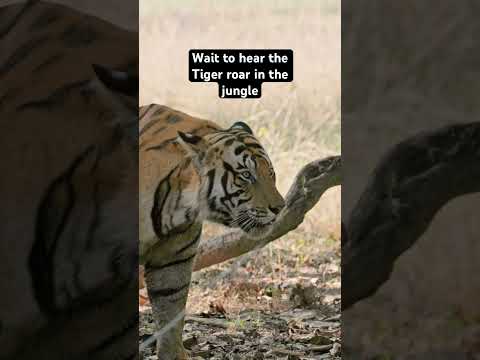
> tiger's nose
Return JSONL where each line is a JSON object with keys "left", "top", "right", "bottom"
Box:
{"left": 269, "top": 203, "right": 284, "bottom": 215}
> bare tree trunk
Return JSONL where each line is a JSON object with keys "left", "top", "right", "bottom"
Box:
{"left": 193, "top": 156, "right": 342, "bottom": 271}
{"left": 342, "top": 122, "right": 480, "bottom": 310}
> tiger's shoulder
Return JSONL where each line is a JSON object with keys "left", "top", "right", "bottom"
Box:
{"left": 139, "top": 105, "right": 221, "bottom": 257}
{"left": 139, "top": 104, "right": 219, "bottom": 172}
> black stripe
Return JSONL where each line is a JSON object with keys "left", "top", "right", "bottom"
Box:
{"left": 206, "top": 169, "right": 216, "bottom": 197}
{"left": 223, "top": 161, "right": 235, "bottom": 173}
{"left": 151, "top": 125, "right": 167, "bottom": 135}
{"left": 17, "top": 98, "right": 55, "bottom": 111}
{"left": 148, "top": 283, "right": 189, "bottom": 297}
{"left": 0, "top": 0, "right": 37, "bottom": 39}
{"left": 0, "top": 35, "right": 49, "bottom": 77}
{"left": 148, "top": 253, "right": 196, "bottom": 271}
{"left": 208, "top": 197, "right": 230, "bottom": 219}
{"left": 151, "top": 180, "right": 170, "bottom": 236}
{"left": 28, "top": 8, "right": 61, "bottom": 29}
{"left": 238, "top": 134, "right": 257, "bottom": 142}
{"left": 221, "top": 190, "right": 244, "bottom": 210}
{"left": 85, "top": 181, "right": 100, "bottom": 250}
{"left": 148, "top": 126, "right": 210, "bottom": 145}
{"left": 140, "top": 115, "right": 162, "bottom": 136}
{"left": 166, "top": 221, "right": 195, "bottom": 237}
{"left": 221, "top": 169, "right": 229, "bottom": 193}
{"left": 246, "top": 143, "right": 264, "bottom": 150}
{"left": 168, "top": 209, "right": 175, "bottom": 233}
{"left": 32, "top": 53, "right": 64, "bottom": 73}
{"left": 175, "top": 231, "right": 202, "bottom": 255}
{"left": 174, "top": 186, "right": 183, "bottom": 209}
{"left": 151, "top": 166, "right": 177, "bottom": 236}
{"left": 143, "top": 124, "right": 211, "bottom": 150}
{"left": 153, "top": 105, "right": 168, "bottom": 116}
{"left": 234, "top": 145, "right": 247, "bottom": 155}
{"left": 29, "top": 146, "right": 95, "bottom": 314}
{"left": 44, "top": 147, "right": 95, "bottom": 259}
{"left": 220, "top": 169, "right": 233, "bottom": 210}
{"left": 17, "top": 80, "right": 89, "bottom": 111}
{"left": 224, "top": 138, "right": 235, "bottom": 146}
{"left": 139, "top": 104, "right": 154, "bottom": 121}
{"left": 144, "top": 138, "right": 176, "bottom": 152}
{"left": 185, "top": 208, "right": 193, "bottom": 224}
{"left": 237, "top": 196, "right": 252, "bottom": 206}
{"left": 211, "top": 134, "right": 234, "bottom": 144}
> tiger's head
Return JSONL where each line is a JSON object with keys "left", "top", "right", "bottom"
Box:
{"left": 177, "top": 122, "right": 285, "bottom": 238}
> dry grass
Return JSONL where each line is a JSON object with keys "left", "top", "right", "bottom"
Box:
{"left": 140, "top": 0, "right": 341, "bottom": 242}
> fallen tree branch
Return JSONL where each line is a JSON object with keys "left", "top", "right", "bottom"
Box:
{"left": 184, "top": 316, "right": 229, "bottom": 329}
{"left": 342, "top": 122, "right": 480, "bottom": 310}
{"left": 193, "top": 156, "right": 342, "bottom": 271}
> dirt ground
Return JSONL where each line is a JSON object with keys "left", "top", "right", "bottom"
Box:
{"left": 140, "top": 226, "right": 341, "bottom": 360}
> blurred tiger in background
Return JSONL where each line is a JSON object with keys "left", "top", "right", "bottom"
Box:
{"left": 140, "top": 104, "right": 285, "bottom": 359}
{"left": 0, "top": 1, "right": 138, "bottom": 359}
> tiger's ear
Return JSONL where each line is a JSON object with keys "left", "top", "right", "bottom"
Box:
{"left": 92, "top": 64, "right": 138, "bottom": 148}
{"left": 92, "top": 64, "right": 138, "bottom": 96}
{"left": 230, "top": 121, "right": 253, "bottom": 134}
{"left": 177, "top": 131, "right": 209, "bottom": 165}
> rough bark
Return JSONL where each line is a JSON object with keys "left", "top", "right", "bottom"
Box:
{"left": 193, "top": 156, "right": 342, "bottom": 271}
{"left": 342, "top": 122, "right": 480, "bottom": 310}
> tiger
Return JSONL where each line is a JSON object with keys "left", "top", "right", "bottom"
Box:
{"left": 0, "top": 1, "right": 138, "bottom": 359}
{"left": 139, "top": 104, "right": 285, "bottom": 359}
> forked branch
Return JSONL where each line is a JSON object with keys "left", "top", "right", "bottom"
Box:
{"left": 193, "top": 156, "right": 342, "bottom": 271}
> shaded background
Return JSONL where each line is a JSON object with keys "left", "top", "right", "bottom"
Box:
{"left": 343, "top": 0, "right": 480, "bottom": 357}
{"left": 1, "top": 1, "right": 138, "bottom": 358}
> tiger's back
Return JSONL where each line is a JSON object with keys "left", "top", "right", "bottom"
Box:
{"left": 139, "top": 104, "right": 220, "bottom": 173}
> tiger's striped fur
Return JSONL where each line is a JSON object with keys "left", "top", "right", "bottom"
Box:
{"left": 140, "top": 104, "right": 285, "bottom": 359}
{"left": 0, "top": 2, "right": 137, "bottom": 359}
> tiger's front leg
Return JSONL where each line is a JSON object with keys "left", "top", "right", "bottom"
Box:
{"left": 144, "top": 227, "right": 202, "bottom": 360}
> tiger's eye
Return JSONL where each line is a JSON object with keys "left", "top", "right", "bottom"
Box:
{"left": 241, "top": 171, "right": 256, "bottom": 183}
{"left": 242, "top": 171, "right": 252, "bottom": 179}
